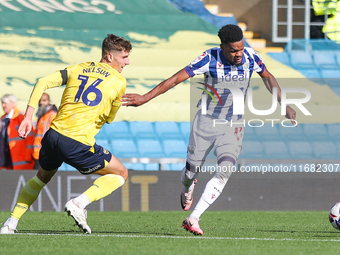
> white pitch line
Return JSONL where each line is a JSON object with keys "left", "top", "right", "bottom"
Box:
{"left": 13, "top": 233, "right": 340, "bottom": 242}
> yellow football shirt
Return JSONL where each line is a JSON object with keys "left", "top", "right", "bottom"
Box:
{"left": 28, "top": 62, "right": 126, "bottom": 146}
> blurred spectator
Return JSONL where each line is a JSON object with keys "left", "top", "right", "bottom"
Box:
{"left": 311, "top": 0, "right": 340, "bottom": 41}
{"left": 32, "top": 93, "right": 58, "bottom": 169}
{"left": 0, "top": 94, "right": 34, "bottom": 170}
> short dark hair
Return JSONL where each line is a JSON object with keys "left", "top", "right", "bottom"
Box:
{"left": 218, "top": 24, "right": 243, "bottom": 45}
{"left": 102, "top": 34, "right": 132, "bottom": 56}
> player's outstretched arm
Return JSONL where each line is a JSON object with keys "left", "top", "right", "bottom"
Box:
{"left": 121, "top": 68, "right": 190, "bottom": 107}
{"left": 18, "top": 106, "right": 35, "bottom": 139}
{"left": 259, "top": 67, "right": 297, "bottom": 125}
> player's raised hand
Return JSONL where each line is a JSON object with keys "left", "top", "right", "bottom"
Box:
{"left": 121, "top": 93, "right": 147, "bottom": 107}
{"left": 286, "top": 105, "right": 297, "bottom": 126}
{"left": 18, "top": 118, "right": 33, "bottom": 139}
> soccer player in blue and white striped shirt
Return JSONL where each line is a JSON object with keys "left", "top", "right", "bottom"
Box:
{"left": 122, "top": 24, "right": 296, "bottom": 235}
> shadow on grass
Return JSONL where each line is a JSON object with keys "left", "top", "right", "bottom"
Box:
{"left": 17, "top": 229, "right": 178, "bottom": 236}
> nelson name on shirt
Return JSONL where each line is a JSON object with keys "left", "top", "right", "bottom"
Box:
{"left": 83, "top": 64, "right": 111, "bottom": 78}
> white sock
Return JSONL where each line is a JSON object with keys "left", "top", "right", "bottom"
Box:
{"left": 73, "top": 193, "right": 90, "bottom": 209}
{"left": 190, "top": 176, "right": 226, "bottom": 219}
{"left": 181, "top": 166, "right": 198, "bottom": 192}
{"left": 3, "top": 217, "right": 18, "bottom": 229}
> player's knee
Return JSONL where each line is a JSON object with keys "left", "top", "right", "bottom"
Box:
{"left": 214, "top": 160, "right": 234, "bottom": 184}
{"left": 121, "top": 166, "right": 128, "bottom": 181}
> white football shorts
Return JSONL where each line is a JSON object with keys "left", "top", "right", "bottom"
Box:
{"left": 186, "top": 110, "right": 244, "bottom": 167}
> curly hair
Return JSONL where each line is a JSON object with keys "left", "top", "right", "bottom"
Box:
{"left": 218, "top": 24, "right": 243, "bottom": 44}
{"left": 102, "top": 34, "right": 132, "bottom": 57}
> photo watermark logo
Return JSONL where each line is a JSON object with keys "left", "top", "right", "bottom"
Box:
{"left": 197, "top": 82, "right": 312, "bottom": 127}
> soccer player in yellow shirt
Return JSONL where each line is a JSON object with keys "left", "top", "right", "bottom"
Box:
{"left": 0, "top": 34, "right": 131, "bottom": 234}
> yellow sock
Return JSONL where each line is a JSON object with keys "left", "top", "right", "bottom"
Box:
{"left": 11, "top": 176, "right": 46, "bottom": 220}
{"left": 83, "top": 174, "right": 125, "bottom": 203}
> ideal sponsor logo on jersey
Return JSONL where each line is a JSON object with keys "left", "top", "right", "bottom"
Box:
{"left": 221, "top": 73, "right": 249, "bottom": 82}
{"left": 83, "top": 67, "right": 111, "bottom": 77}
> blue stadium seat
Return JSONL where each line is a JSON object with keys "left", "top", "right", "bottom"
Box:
{"left": 130, "top": 121, "right": 157, "bottom": 139}
{"left": 337, "top": 142, "right": 340, "bottom": 157}
{"left": 144, "top": 163, "right": 160, "bottom": 171}
{"left": 94, "top": 128, "right": 107, "bottom": 140}
{"left": 327, "top": 123, "right": 340, "bottom": 140}
{"left": 320, "top": 69, "right": 340, "bottom": 78}
{"left": 104, "top": 121, "right": 131, "bottom": 140}
{"left": 334, "top": 52, "right": 340, "bottom": 69}
{"left": 289, "top": 51, "right": 316, "bottom": 69}
{"left": 123, "top": 163, "right": 145, "bottom": 171}
{"left": 240, "top": 140, "right": 265, "bottom": 159}
{"left": 59, "top": 162, "right": 69, "bottom": 171}
{"left": 111, "top": 138, "right": 138, "bottom": 158}
{"left": 312, "top": 141, "right": 338, "bottom": 159}
{"left": 179, "top": 122, "right": 191, "bottom": 142}
{"left": 278, "top": 124, "right": 306, "bottom": 141}
{"left": 330, "top": 87, "right": 340, "bottom": 96}
{"left": 243, "top": 125, "right": 257, "bottom": 140}
{"left": 267, "top": 52, "right": 290, "bottom": 66}
{"left": 154, "top": 121, "right": 182, "bottom": 139}
{"left": 162, "top": 139, "right": 187, "bottom": 158}
{"left": 137, "top": 138, "right": 165, "bottom": 158}
{"left": 312, "top": 51, "right": 337, "bottom": 70}
{"left": 302, "top": 124, "right": 329, "bottom": 141}
{"left": 254, "top": 124, "right": 280, "bottom": 140}
{"left": 95, "top": 139, "right": 112, "bottom": 151}
{"left": 169, "top": 163, "right": 185, "bottom": 171}
{"left": 164, "top": 164, "right": 172, "bottom": 171}
{"left": 288, "top": 141, "right": 313, "bottom": 159}
{"left": 296, "top": 68, "right": 322, "bottom": 79}
{"left": 263, "top": 141, "right": 291, "bottom": 159}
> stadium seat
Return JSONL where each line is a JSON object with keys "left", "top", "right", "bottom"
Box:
{"left": 179, "top": 122, "right": 191, "bottom": 142}
{"left": 162, "top": 139, "right": 187, "bottom": 158}
{"left": 287, "top": 141, "right": 313, "bottom": 159}
{"left": 154, "top": 121, "right": 182, "bottom": 139}
{"left": 327, "top": 123, "right": 340, "bottom": 140}
{"left": 111, "top": 138, "right": 139, "bottom": 158}
{"left": 320, "top": 70, "right": 340, "bottom": 87}
{"left": 169, "top": 163, "right": 185, "bottom": 171}
{"left": 254, "top": 124, "right": 280, "bottom": 141}
{"left": 289, "top": 51, "right": 316, "bottom": 69}
{"left": 104, "top": 121, "right": 131, "bottom": 140}
{"left": 130, "top": 121, "right": 158, "bottom": 139}
{"left": 144, "top": 163, "right": 160, "bottom": 171}
{"left": 302, "top": 123, "right": 329, "bottom": 141}
{"left": 243, "top": 125, "right": 257, "bottom": 140}
{"left": 334, "top": 52, "right": 340, "bottom": 69}
{"left": 95, "top": 139, "right": 112, "bottom": 151}
{"left": 296, "top": 68, "right": 322, "bottom": 79}
{"left": 330, "top": 87, "right": 340, "bottom": 96}
{"left": 312, "top": 141, "right": 338, "bottom": 159}
{"left": 263, "top": 141, "right": 291, "bottom": 159}
{"left": 240, "top": 140, "right": 265, "bottom": 159}
{"left": 312, "top": 51, "right": 337, "bottom": 70}
{"left": 267, "top": 52, "right": 291, "bottom": 66}
{"left": 278, "top": 124, "right": 306, "bottom": 141}
{"left": 337, "top": 142, "right": 340, "bottom": 158}
{"left": 95, "top": 128, "right": 107, "bottom": 140}
{"left": 59, "top": 162, "right": 69, "bottom": 171}
{"left": 123, "top": 163, "right": 145, "bottom": 171}
{"left": 137, "top": 138, "right": 165, "bottom": 158}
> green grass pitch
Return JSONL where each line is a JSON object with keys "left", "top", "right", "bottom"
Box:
{"left": 1, "top": 211, "right": 340, "bottom": 255}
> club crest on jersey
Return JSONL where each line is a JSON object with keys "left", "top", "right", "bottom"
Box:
{"left": 198, "top": 53, "right": 206, "bottom": 60}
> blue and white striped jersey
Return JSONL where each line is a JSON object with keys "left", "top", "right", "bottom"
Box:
{"left": 184, "top": 47, "right": 265, "bottom": 120}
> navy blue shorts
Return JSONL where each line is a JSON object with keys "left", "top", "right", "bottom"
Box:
{"left": 39, "top": 128, "right": 112, "bottom": 175}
